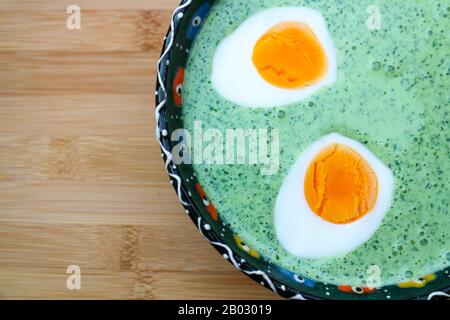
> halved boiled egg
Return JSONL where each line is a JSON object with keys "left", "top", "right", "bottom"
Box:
{"left": 211, "top": 7, "right": 337, "bottom": 108}
{"left": 274, "top": 133, "right": 394, "bottom": 259}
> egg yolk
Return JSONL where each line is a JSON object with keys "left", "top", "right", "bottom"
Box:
{"left": 304, "top": 143, "right": 379, "bottom": 224}
{"left": 252, "top": 21, "right": 328, "bottom": 89}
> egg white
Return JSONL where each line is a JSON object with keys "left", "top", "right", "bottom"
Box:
{"left": 274, "top": 133, "right": 394, "bottom": 259}
{"left": 211, "top": 7, "right": 337, "bottom": 108}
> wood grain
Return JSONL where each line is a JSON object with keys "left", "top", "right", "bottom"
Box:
{"left": 0, "top": 0, "right": 279, "bottom": 299}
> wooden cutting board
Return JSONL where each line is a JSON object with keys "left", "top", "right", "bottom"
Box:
{"left": 0, "top": 0, "right": 279, "bottom": 300}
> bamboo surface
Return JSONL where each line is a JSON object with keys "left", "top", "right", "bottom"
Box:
{"left": 0, "top": 0, "right": 279, "bottom": 300}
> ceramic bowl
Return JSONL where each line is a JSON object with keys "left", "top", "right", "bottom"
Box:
{"left": 155, "top": 0, "right": 450, "bottom": 300}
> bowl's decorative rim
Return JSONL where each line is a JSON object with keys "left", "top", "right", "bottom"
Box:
{"left": 154, "top": 0, "right": 450, "bottom": 300}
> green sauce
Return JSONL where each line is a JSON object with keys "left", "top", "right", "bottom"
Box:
{"left": 182, "top": 0, "right": 450, "bottom": 286}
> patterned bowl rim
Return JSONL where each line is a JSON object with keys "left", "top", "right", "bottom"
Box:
{"left": 154, "top": 0, "right": 450, "bottom": 300}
